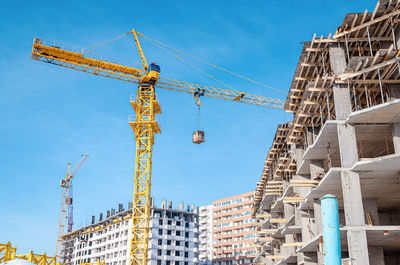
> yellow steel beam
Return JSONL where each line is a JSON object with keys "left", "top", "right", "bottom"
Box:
{"left": 131, "top": 30, "right": 148, "bottom": 72}
{"left": 31, "top": 38, "right": 284, "bottom": 110}
{"left": 0, "top": 242, "right": 17, "bottom": 263}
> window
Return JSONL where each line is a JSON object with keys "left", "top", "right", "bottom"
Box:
{"left": 159, "top": 220, "right": 163, "bottom": 225}
{"left": 158, "top": 239, "right": 162, "bottom": 245}
{"left": 184, "top": 242, "right": 189, "bottom": 248}
{"left": 157, "top": 261, "right": 161, "bottom": 265}
{"left": 175, "top": 251, "right": 180, "bottom": 257}
{"left": 89, "top": 242, "right": 92, "bottom": 246}
{"left": 176, "top": 221, "right": 181, "bottom": 226}
{"left": 185, "top": 232, "right": 189, "bottom": 238}
{"left": 167, "top": 240, "right": 171, "bottom": 245}
{"left": 158, "top": 250, "right": 162, "bottom": 256}
{"left": 176, "top": 231, "right": 181, "bottom": 236}
{"left": 168, "top": 220, "right": 172, "bottom": 225}
{"left": 185, "top": 223, "right": 189, "bottom": 228}
{"left": 184, "top": 263, "right": 188, "bottom": 265}
{"left": 167, "top": 250, "right": 171, "bottom": 256}
{"left": 184, "top": 252, "right": 188, "bottom": 258}
{"left": 176, "top": 241, "right": 180, "bottom": 246}
{"left": 90, "top": 233, "right": 93, "bottom": 238}
{"left": 175, "top": 262, "right": 179, "bottom": 265}
{"left": 166, "top": 261, "right": 170, "bottom": 265}
{"left": 167, "top": 230, "right": 172, "bottom": 235}
{"left": 158, "top": 229, "right": 162, "bottom": 235}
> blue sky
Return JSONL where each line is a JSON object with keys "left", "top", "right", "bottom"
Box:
{"left": 0, "top": 0, "right": 376, "bottom": 255}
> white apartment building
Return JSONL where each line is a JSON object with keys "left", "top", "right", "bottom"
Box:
{"left": 198, "top": 205, "right": 214, "bottom": 265}
{"left": 61, "top": 201, "right": 199, "bottom": 265}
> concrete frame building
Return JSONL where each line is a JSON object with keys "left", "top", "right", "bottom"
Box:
{"left": 251, "top": 1, "right": 400, "bottom": 264}
{"left": 199, "top": 205, "right": 214, "bottom": 265}
{"left": 212, "top": 192, "right": 256, "bottom": 265}
{"left": 61, "top": 201, "right": 199, "bottom": 265}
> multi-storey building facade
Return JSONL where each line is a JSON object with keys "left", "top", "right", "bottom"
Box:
{"left": 251, "top": 1, "right": 400, "bottom": 264}
{"left": 211, "top": 192, "right": 256, "bottom": 265}
{"left": 61, "top": 201, "right": 199, "bottom": 265}
{"left": 198, "top": 205, "right": 214, "bottom": 265}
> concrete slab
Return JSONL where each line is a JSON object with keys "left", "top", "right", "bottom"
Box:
{"left": 297, "top": 228, "right": 348, "bottom": 253}
{"left": 296, "top": 233, "right": 320, "bottom": 253}
{"left": 351, "top": 154, "right": 400, "bottom": 207}
{"left": 282, "top": 225, "right": 302, "bottom": 235}
{"left": 346, "top": 99, "right": 400, "bottom": 124}
{"left": 343, "top": 226, "right": 400, "bottom": 248}
{"left": 299, "top": 153, "right": 400, "bottom": 210}
{"left": 299, "top": 168, "right": 343, "bottom": 210}
{"left": 351, "top": 153, "right": 400, "bottom": 172}
{"left": 302, "top": 120, "right": 341, "bottom": 161}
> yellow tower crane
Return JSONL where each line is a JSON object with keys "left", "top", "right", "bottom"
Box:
{"left": 30, "top": 30, "right": 284, "bottom": 265}
{"left": 55, "top": 154, "right": 89, "bottom": 261}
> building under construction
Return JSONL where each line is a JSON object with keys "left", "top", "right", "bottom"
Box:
{"left": 60, "top": 201, "right": 199, "bottom": 265}
{"left": 251, "top": 1, "right": 400, "bottom": 264}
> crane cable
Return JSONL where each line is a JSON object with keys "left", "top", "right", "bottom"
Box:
{"left": 82, "top": 31, "right": 285, "bottom": 95}
{"left": 143, "top": 36, "right": 242, "bottom": 94}
{"left": 84, "top": 32, "right": 130, "bottom": 53}
{"left": 138, "top": 32, "right": 286, "bottom": 94}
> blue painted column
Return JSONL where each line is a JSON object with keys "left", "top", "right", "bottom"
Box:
{"left": 321, "top": 194, "right": 341, "bottom": 265}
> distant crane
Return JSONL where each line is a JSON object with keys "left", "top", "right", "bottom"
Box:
{"left": 55, "top": 154, "right": 89, "bottom": 261}
{"left": 31, "top": 30, "right": 284, "bottom": 265}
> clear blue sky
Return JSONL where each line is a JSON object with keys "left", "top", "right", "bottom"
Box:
{"left": 0, "top": 0, "right": 375, "bottom": 255}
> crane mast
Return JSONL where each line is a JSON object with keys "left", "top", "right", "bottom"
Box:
{"left": 129, "top": 82, "right": 160, "bottom": 265}
{"left": 55, "top": 154, "right": 89, "bottom": 262}
{"left": 31, "top": 31, "right": 283, "bottom": 265}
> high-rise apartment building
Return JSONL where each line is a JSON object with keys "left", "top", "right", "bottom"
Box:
{"left": 61, "top": 201, "right": 199, "bottom": 265}
{"left": 198, "top": 205, "right": 214, "bottom": 265}
{"left": 211, "top": 192, "right": 256, "bottom": 265}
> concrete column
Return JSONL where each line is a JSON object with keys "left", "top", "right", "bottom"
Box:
{"left": 392, "top": 123, "right": 400, "bottom": 154}
{"left": 329, "top": 44, "right": 351, "bottom": 120}
{"left": 300, "top": 209, "right": 315, "bottom": 243}
{"left": 341, "top": 170, "right": 369, "bottom": 262}
{"left": 306, "top": 128, "right": 315, "bottom": 146}
{"left": 363, "top": 199, "right": 385, "bottom": 265}
{"left": 291, "top": 144, "right": 304, "bottom": 169}
{"left": 337, "top": 124, "right": 359, "bottom": 167}
{"left": 337, "top": 124, "right": 364, "bottom": 225}
{"left": 329, "top": 44, "right": 346, "bottom": 76}
{"left": 330, "top": 42, "right": 370, "bottom": 264}
{"left": 314, "top": 197, "right": 323, "bottom": 265}
{"left": 363, "top": 198, "right": 380, "bottom": 225}
{"left": 333, "top": 83, "right": 352, "bottom": 120}
{"left": 313, "top": 200, "right": 322, "bottom": 234}
{"left": 309, "top": 160, "right": 324, "bottom": 180}
{"left": 284, "top": 202, "right": 295, "bottom": 219}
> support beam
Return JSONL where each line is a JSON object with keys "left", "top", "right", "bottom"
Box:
{"left": 333, "top": 9, "right": 400, "bottom": 39}
{"left": 338, "top": 57, "right": 399, "bottom": 80}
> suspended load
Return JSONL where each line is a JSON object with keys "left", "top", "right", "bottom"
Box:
{"left": 192, "top": 130, "right": 205, "bottom": 144}
{"left": 193, "top": 93, "right": 205, "bottom": 144}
